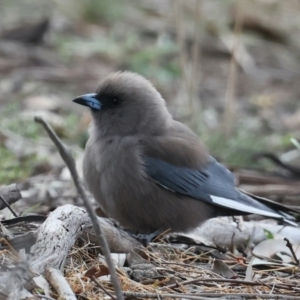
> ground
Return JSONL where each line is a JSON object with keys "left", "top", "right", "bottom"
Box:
{"left": 0, "top": 1, "right": 300, "bottom": 299}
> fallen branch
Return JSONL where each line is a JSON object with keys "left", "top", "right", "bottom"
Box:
{"left": 27, "top": 205, "right": 90, "bottom": 274}
{"left": 26, "top": 204, "right": 140, "bottom": 274}
{"left": 45, "top": 267, "right": 76, "bottom": 300}
{"left": 34, "top": 116, "right": 124, "bottom": 300}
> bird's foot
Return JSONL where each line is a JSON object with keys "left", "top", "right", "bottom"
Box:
{"left": 127, "top": 229, "right": 164, "bottom": 247}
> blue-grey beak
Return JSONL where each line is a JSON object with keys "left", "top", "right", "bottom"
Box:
{"left": 72, "top": 93, "right": 102, "bottom": 110}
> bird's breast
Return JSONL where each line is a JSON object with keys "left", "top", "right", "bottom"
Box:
{"left": 83, "top": 135, "right": 144, "bottom": 217}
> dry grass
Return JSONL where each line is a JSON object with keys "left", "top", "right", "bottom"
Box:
{"left": 61, "top": 240, "right": 300, "bottom": 299}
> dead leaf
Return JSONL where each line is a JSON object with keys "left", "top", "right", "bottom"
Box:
{"left": 253, "top": 239, "right": 300, "bottom": 259}
{"left": 84, "top": 265, "right": 109, "bottom": 279}
{"left": 251, "top": 239, "right": 300, "bottom": 267}
{"left": 212, "top": 259, "right": 237, "bottom": 279}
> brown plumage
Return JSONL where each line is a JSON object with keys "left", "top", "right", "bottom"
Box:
{"left": 73, "top": 71, "right": 298, "bottom": 234}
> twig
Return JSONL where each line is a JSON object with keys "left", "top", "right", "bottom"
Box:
{"left": 123, "top": 292, "right": 217, "bottom": 300}
{"left": 34, "top": 116, "right": 124, "bottom": 300}
{"left": 91, "top": 276, "right": 116, "bottom": 300}
{"left": 151, "top": 228, "right": 170, "bottom": 243}
{"left": 0, "top": 183, "right": 22, "bottom": 211}
{"left": 123, "top": 292, "right": 300, "bottom": 299}
{"left": 0, "top": 196, "right": 18, "bottom": 217}
{"left": 284, "top": 237, "right": 299, "bottom": 265}
{"left": 161, "top": 276, "right": 299, "bottom": 292}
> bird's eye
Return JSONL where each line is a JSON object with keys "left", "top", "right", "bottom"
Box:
{"left": 112, "top": 98, "right": 120, "bottom": 105}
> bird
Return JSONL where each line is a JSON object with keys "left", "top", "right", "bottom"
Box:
{"left": 72, "top": 71, "right": 298, "bottom": 237}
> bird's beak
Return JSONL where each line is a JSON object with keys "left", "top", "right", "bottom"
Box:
{"left": 72, "top": 93, "right": 102, "bottom": 110}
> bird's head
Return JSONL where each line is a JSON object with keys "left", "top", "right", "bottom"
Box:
{"left": 73, "top": 71, "right": 172, "bottom": 137}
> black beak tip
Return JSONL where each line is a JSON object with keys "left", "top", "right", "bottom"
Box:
{"left": 72, "top": 93, "right": 101, "bottom": 110}
{"left": 72, "top": 96, "right": 84, "bottom": 104}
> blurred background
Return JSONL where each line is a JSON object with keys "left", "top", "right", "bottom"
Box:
{"left": 1, "top": 0, "right": 300, "bottom": 187}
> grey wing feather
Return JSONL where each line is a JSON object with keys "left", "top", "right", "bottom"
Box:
{"left": 144, "top": 156, "right": 298, "bottom": 225}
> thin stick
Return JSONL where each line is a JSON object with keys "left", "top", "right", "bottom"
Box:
{"left": 284, "top": 237, "right": 299, "bottom": 265}
{"left": 34, "top": 116, "right": 124, "bottom": 300}
{"left": 0, "top": 196, "right": 18, "bottom": 217}
{"left": 123, "top": 291, "right": 299, "bottom": 300}
{"left": 0, "top": 184, "right": 22, "bottom": 210}
{"left": 91, "top": 276, "right": 117, "bottom": 300}
{"left": 161, "top": 276, "right": 299, "bottom": 292}
{"left": 123, "top": 292, "right": 216, "bottom": 300}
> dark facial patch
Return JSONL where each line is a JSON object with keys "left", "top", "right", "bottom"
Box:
{"left": 95, "top": 93, "right": 123, "bottom": 110}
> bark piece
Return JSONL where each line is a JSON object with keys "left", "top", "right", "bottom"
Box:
{"left": 27, "top": 204, "right": 141, "bottom": 274}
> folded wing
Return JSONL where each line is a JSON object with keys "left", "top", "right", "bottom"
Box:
{"left": 144, "top": 156, "right": 298, "bottom": 226}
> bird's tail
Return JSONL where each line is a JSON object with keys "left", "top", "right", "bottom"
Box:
{"left": 237, "top": 189, "right": 299, "bottom": 226}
